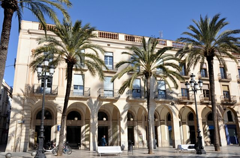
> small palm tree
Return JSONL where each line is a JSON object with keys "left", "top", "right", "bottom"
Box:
{"left": 0, "top": 0, "right": 71, "bottom": 89}
{"left": 112, "top": 37, "right": 183, "bottom": 154}
{"left": 30, "top": 19, "right": 106, "bottom": 156}
{"left": 175, "top": 14, "right": 240, "bottom": 151}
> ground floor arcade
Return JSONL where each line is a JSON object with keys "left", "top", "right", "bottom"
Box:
{"left": 5, "top": 96, "right": 240, "bottom": 152}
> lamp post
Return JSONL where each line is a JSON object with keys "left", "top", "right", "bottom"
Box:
{"left": 35, "top": 58, "right": 55, "bottom": 158}
{"left": 185, "top": 73, "right": 206, "bottom": 154}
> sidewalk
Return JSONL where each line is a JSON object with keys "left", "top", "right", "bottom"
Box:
{"left": 1, "top": 146, "right": 240, "bottom": 158}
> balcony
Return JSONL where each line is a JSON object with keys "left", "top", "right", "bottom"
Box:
{"left": 33, "top": 84, "right": 58, "bottom": 96}
{"left": 198, "top": 71, "right": 209, "bottom": 80}
{"left": 200, "top": 94, "right": 211, "bottom": 104}
{"left": 220, "top": 95, "right": 237, "bottom": 105}
{"left": 69, "top": 87, "right": 90, "bottom": 100}
{"left": 103, "top": 62, "right": 118, "bottom": 73}
{"left": 127, "top": 89, "right": 146, "bottom": 102}
{"left": 177, "top": 93, "right": 194, "bottom": 104}
{"left": 218, "top": 73, "right": 232, "bottom": 82}
{"left": 98, "top": 31, "right": 119, "bottom": 39}
{"left": 98, "top": 88, "right": 120, "bottom": 101}
{"left": 154, "top": 91, "right": 174, "bottom": 103}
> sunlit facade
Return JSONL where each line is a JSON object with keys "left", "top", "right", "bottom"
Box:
{"left": 6, "top": 20, "right": 240, "bottom": 152}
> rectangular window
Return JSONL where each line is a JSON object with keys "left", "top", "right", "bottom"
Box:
{"left": 222, "top": 85, "right": 230, "bottom": 100}
{"left": 132, "top": 79, "right": 141, "bottom": 98}
{"left": 73, "top": 74, "right": 84, "bottom": 96}
{"left": 131, "top": 56, "right": 140, "bottom": 72}
{"left": 201, "top": 68, "right": 207, "bottom": 77}
{"left": 157, "top": 80, "right": 166, "bottom": 99}
{"left": 80, "top": 49, "right": 85, "bottom": 67}
{"left": 220, "top": 67, "right": 226, "bottom": 79}
{"left": 180, "top": 65, "right": 186, "bottom": 76}
{"left": 104, "top": 76, "right": 113, "bottom": 97}
{"left": 181, "top": 88, "right": 189, "bottom": 99}
{"left": 202, "top": 84, "right": 210, "bottom": 100}
{"left": 104, "top": 52, "right": 113, "bottom": 70}
{"left": 238, "top": 69, "right": 240, "bottom": 79}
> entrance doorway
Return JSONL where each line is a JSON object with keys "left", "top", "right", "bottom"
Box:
{"left": 226, "top": 125, "right": 238, "bottom": 145}
{"left": 67, "top": 126, "right": 81, "bottom": 148}
{"left": 128, "top": 126, "right": 134, "bottom": 145}
{"left": 189, "top": 125, "right": 196, "bottom": 144}
{"left": 98, "top": 126, "right": 108, "bottom": 146}
{"left": 35, "top": 126, "right": 51, "bottom": 148}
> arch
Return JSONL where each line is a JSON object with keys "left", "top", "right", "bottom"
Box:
{"left": 98, "top": 111, "right": 108, "bottom": 121}
{"left": 67, "top": 111, "right": 81, "bottom": 120}
{"left": 36, "top": 109, "right": 53, "bottom": 120}
{"left": 127, "top": 111, "right": 134, "bottom": 121}
{"left": 188, "top": 112, "right": 194, "bottom": 121}
{"left": 167, "top": 113, "right": 171, "bottom": 121}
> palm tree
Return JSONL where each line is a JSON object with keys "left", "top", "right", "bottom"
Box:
{"left": 175, "top": 14, "right": 240, "bottom": 151}
{"left": 0, "top": 0, "right": 71, "bottom": 89}
{"left": 112, "top": 37, "right": 183, "bottom": 154}
{"left": 30, "top": 19, "right": 106, "bottom": 156}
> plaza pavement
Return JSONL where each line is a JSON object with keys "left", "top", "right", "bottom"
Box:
{"left": 1, "top": 145, "right": 240, "bottom": 158}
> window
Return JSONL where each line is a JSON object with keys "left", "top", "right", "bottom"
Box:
{"left": 181, "top": 88, "right": 189, "bottom": 99}
{"left": 132, "top": 79, "right": 141, "bottom": 98}
{"left": 238, "top": 69, "right": 240, "bottom": 79}
{"left": 104, "top": 76, "right": 113, "bottom": 97}
{"left": 180, "top": 64, "right": 186, "bottom": 76}
{"left": 156, "top": 59, "right": 163, "bottom": 74}
{"left": 227, "top": 111, "right": 233, "bottom": 122}
{"left": 203, "top": 84, "right": 210, "bottom": 100}
{"left": 73, "top": 74, "right": 84, "bottom": 96}
{"left": 80, "top": 49, "right": 85, "bottom": 67}
{"left": 104, "top": 52, "right": 113, "bottom": 70}
{"left": 201, "top": 68, "right": 207, "bottom": 77}
{"left": 220, "top": 67, "right": 226, "bottom": 79}
{"left": 131, "top": 56, "right": 140, "bottom": 72}
{"left": 222, "top": 85, "right": 230, "bottom": 100}
{"left": 157, "top": 80, "right": 166, "bottom": 99}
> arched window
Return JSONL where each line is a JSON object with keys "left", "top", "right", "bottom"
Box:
{"left": 207, "top": 112, "right": 213, "bottom": 121}
{"left": 227, "top": 111, "right": 233, "bottom": 122}
{"left": 167, "top": 113, "right": 171, "bottom": 121}
{"left": 98, "top": 112, "right": 108, "bottom": 121}
{"left": 67, "top": 111, "right": 81, "bottom": 120}
{"left": 127, "top": 112, "right": 134, "bottom": 121}
{"left": 36, "top": 110, "right": 52, "bottom": 120}
{"left": 188, "top": 112, "right": 194, "bottom": 121}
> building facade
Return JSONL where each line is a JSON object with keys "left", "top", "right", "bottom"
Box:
{"left": 0, "top": 79, "right": 12, "bottom": 145}
{"left": 6, "top": 20, "right": 240, "bottom": 152}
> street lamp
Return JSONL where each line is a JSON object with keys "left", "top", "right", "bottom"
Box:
{"left": 185, "top": 73, "right": 206, "bottom": 154}
{"left": 35, "top": 58, "right": 55, "bottom": 158}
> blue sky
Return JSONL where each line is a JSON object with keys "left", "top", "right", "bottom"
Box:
{"left": 1, "top": 0, "right": 240, "bottom": 87}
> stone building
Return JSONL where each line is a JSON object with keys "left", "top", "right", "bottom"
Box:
{"left": 0, "top": 79, "right": 12, "bottom": 145}
{"left": 6, "top": 20, "right": 240, "bottom": 152}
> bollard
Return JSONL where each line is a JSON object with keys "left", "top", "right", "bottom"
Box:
{"left": 5, "top": 153, "right": 12, "bottom": 158}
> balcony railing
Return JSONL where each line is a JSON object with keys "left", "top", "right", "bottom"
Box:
{"left": 218, "top": 73, "right": 232, "bottom": 82}
{"left": 157, "top": 39, "right": 167, "bottom": 46}
{"left": 125, "top": 35, "right": 142, "bottom": 43}
{"left": 200, "top": 94, "right": 211, "bottom": 104}
{"left": 33, "top": 84, "right": 58, "bottom": 95}
{"left": 98, "top": 88, "right": 120, "bottom": 99}
{"left": 103, "top": 62, "right": 118, "bottom": 72}
{"left": 178, "top": 93, "right": 194, "bottom": 103}
{"left": 172, "top": 42, "right": 185, "bottom": 49}
{"left": 127, "top": 89, "right": 146, "bottom": 101}
{"left": 70, "top": 87, "right": 90, "bottom": 98}
{"left": 98, "top": 31, "right": 119, "bottom": 39}
{"left": 154, "top": 91, "right": 174, "bottom": 103}
{"left": 220, "top": 95, "right": 237, "bottom": 105}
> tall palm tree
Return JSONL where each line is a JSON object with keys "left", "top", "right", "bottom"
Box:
{"left": 30, "top": 19, "right": 106, "bottom": 156}
{"left": 112, "top": 37, "right": 183, "bottom": 154}
{"left": 175, "top": 14, "right": 240, "bottom": 151}
{"left": 0, "top": 0, "right": 71, "bottom": 89}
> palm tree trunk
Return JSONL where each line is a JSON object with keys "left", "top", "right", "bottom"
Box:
{"left": 0, "top": 1, "right": 17, "bottom": 88}
{"left": 146, "top": 76, "right": 153, "bottom": 154}
{"left": 57, "top": 63, "right": 73, "bottom": 156}
{"left": 207, "top": 57, "right": 220, "bottom": 151}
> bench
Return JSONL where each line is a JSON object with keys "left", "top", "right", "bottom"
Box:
{"left": 176, "top": 144, "right": 195, "bottom": 152}
{"left": 97, "top": 146, "right": 122, "bottom": 156}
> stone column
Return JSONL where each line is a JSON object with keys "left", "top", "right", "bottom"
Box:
{"left": 160, "top": 120, "right": 168, "bottom": 147}
{"left": 218, "top": 118, "right": 227, "bottom": 146}
{"left": 181, "top": 121, "right": 188, "bottom": 144}
{"left": 172, "top": 116, "right": 181, "bottom": 148}
{"left": 120, "top": 110, "right": 128, "bottom": 150}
